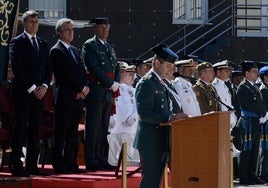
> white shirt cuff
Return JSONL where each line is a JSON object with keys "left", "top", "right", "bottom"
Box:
{"left": 27, "top": 84, "right": 37, "bottom": 93}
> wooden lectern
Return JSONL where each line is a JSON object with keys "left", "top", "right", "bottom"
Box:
{"left": 165, "top": 111, "right": 231, "bottom": 188}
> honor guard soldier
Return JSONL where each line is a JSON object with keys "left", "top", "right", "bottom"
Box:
{"left": 193, "top": 62, "right": 221, "bottom": 114}
{"left": 236, "top": 60, "right": 267, "bottom": 185}
{"left": 133, "top": 44, "right": 188, "bottom": 188}
{"left": 173, "top": 59, "right": 201, "bottom": 116}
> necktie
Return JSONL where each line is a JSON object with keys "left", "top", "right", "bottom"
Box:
{"left": 104, "top": 42, "right": 110, "bottom": 53}
{"left": 68, "top": 46, "right": 78, "bottom": 64}
{"left": 31, "top": 37, "right": 39, "bottom": 54}
{"left": 225, "top": 80, "right": 234, "bottom": 102}
{"left": 161, "top": 79, "right": 182, "bottom": 113}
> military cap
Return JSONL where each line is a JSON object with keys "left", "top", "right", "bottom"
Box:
{"left": 119, "top": 61, "right": 136, "bottom": 72}
{"left": 182, "top": 54, "right": 199, "bottom": 62}
{"left": 89, "top": 17, "right": 109, "bottom": 25}
{"left": 213, "top": 60, "right": 233, "bottom": 70}
{"left": 259, "top": 65, "right": 268, "bottom": 76}
{"left": 239, "top": 60, "right": 258, "bottom": 69}
{"left": 196, "top": 62, "right": 213, "bottom": 72}
{"left": 232, "top": 69, "right": 243, "bottom": 77}
{"left": 131, "top": 59, "right": 144, "bottom": 67}
{"left": 175, "top": 59, "right": 194, "bottom": 67}
{"left": 151, "top": 44, "right": 178, "bottom": 64}
{"left": 143, "top": 57, "right": 154, "bottom": 64}
{"left": 258, "top": 62, "right": 268, "bottom": 69}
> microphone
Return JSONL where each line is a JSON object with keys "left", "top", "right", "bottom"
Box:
{"left": 173, "top": 72, "right": 197, "bottom": 84}
{"left": 173, "top": 72, "right": 181, "bottom": 78}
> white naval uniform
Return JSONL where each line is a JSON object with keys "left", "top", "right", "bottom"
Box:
{"left": 212, "top": 77, "right": 237, "bottom": 129}
{"left": 212, "top": 78, "right": 240, "bottom": 157}
{"left": 107, "top": 83, "right": 139, "bottom": 166}
{"left": 173, "top": 77, "right": 201, "bottom": 116}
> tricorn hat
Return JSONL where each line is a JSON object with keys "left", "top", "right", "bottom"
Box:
{"left": 151, "top": 44, "right": 178, "bottom": 64}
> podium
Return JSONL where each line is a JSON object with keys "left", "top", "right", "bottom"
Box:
{"left": 166, "top": 111, "right": 231, "bottom": 188}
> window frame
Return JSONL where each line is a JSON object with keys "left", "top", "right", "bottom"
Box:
{"left": 172, "top": 0, "right": 208, "bottom": 24}
{"left": 28, "top": 0, "right": 66, "bottom": 19}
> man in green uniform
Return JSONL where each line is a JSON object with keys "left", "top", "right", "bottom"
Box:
{"left": 82, "top": 17, "right": 120, "bottom": 170}
{"left": 133, "top": 44, "right": 188, "bottom": 188}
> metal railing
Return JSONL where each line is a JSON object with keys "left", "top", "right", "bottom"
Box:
{"left": 137, "top": 0, "right": 235, "bottom": 59}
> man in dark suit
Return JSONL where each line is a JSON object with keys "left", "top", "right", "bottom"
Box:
{"left": 236, "top": 60, "right": 267, "bottom": 185}
{"left": 133, "top": 44, "right": 188, "bottom": 188}
{"left": 49, "top": 18, "right": 90, "bottom": 174}
{"left": 81, "top": 17, "right": 120, "bottom": 170}
{"left": 9, "top": 10, "right": 52, "bottom": 176}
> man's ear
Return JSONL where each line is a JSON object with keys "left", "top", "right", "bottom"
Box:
{"left": 154, "top": 58, "right": 161, "bottom": 66}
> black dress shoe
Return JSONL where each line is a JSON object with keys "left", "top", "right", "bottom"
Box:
{"left": 53, "top": 168, "right": 72, "bottom": 174}
{"left": 253, "top": 178, "right": 265, "bottom": 184}
{"left": 27, "top": 168, "right": 49, "bottom": 176}
{"left": 239, "top": 180, "right": 254, "bottom": 185}
{"left": 11, "top": 168, "right": 30, "bottom": 177}
{"left": 101, "top": 162, "right": 116, "bottom": 170}
{"left": 86, "top": 164, "right": 103, "bottom": 171}
{"left": 70, "top": 168, "right": 87, "bottom": 174}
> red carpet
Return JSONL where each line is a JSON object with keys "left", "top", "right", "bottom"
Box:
{"left": 0, "top": 165, "right": 143, "bottom": 188}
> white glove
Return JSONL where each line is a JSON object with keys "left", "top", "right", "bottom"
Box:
{"left": 110, "top": 82, "right": 119, "bottom": 92}
{"left": 109, "top": 115, "right": 116, "bottom": 129}
{"left": 265, "top": 112, "right": 268, "bottom": 119}
{"left": 259, "top": 117, "right": 267, "bottom": 124}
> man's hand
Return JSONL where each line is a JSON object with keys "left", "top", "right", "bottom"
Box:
{"left": 76, "top": 92, "right": 84, "bottom": 99}
{"left": 33, "top": 85, "right": 47, "bottom": 99}
{"left": 82, "top": 86, "right": 90, "bottom": 97}
{"left": 110, "top": 82, "right": 120, "bottom": 92}
{"left": 169, "top": 113, "right": 189, "bottom": 121}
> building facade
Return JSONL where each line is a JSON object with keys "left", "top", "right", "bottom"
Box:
{"left": 18, "top": 0, "right": 268, "bottom": 63}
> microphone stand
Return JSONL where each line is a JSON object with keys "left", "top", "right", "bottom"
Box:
{"left": 173, "top": 72, "right": 235, "bottom": 111}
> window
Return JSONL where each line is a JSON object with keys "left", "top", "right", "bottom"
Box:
{"left": 173, "top": 0, "right": 207, "bottom": 24}
{"left": 236, "top": 0, "right": 268, "bottom": 37}
{"left": 29, "top": 0, "right": 66, "bottom": 19}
